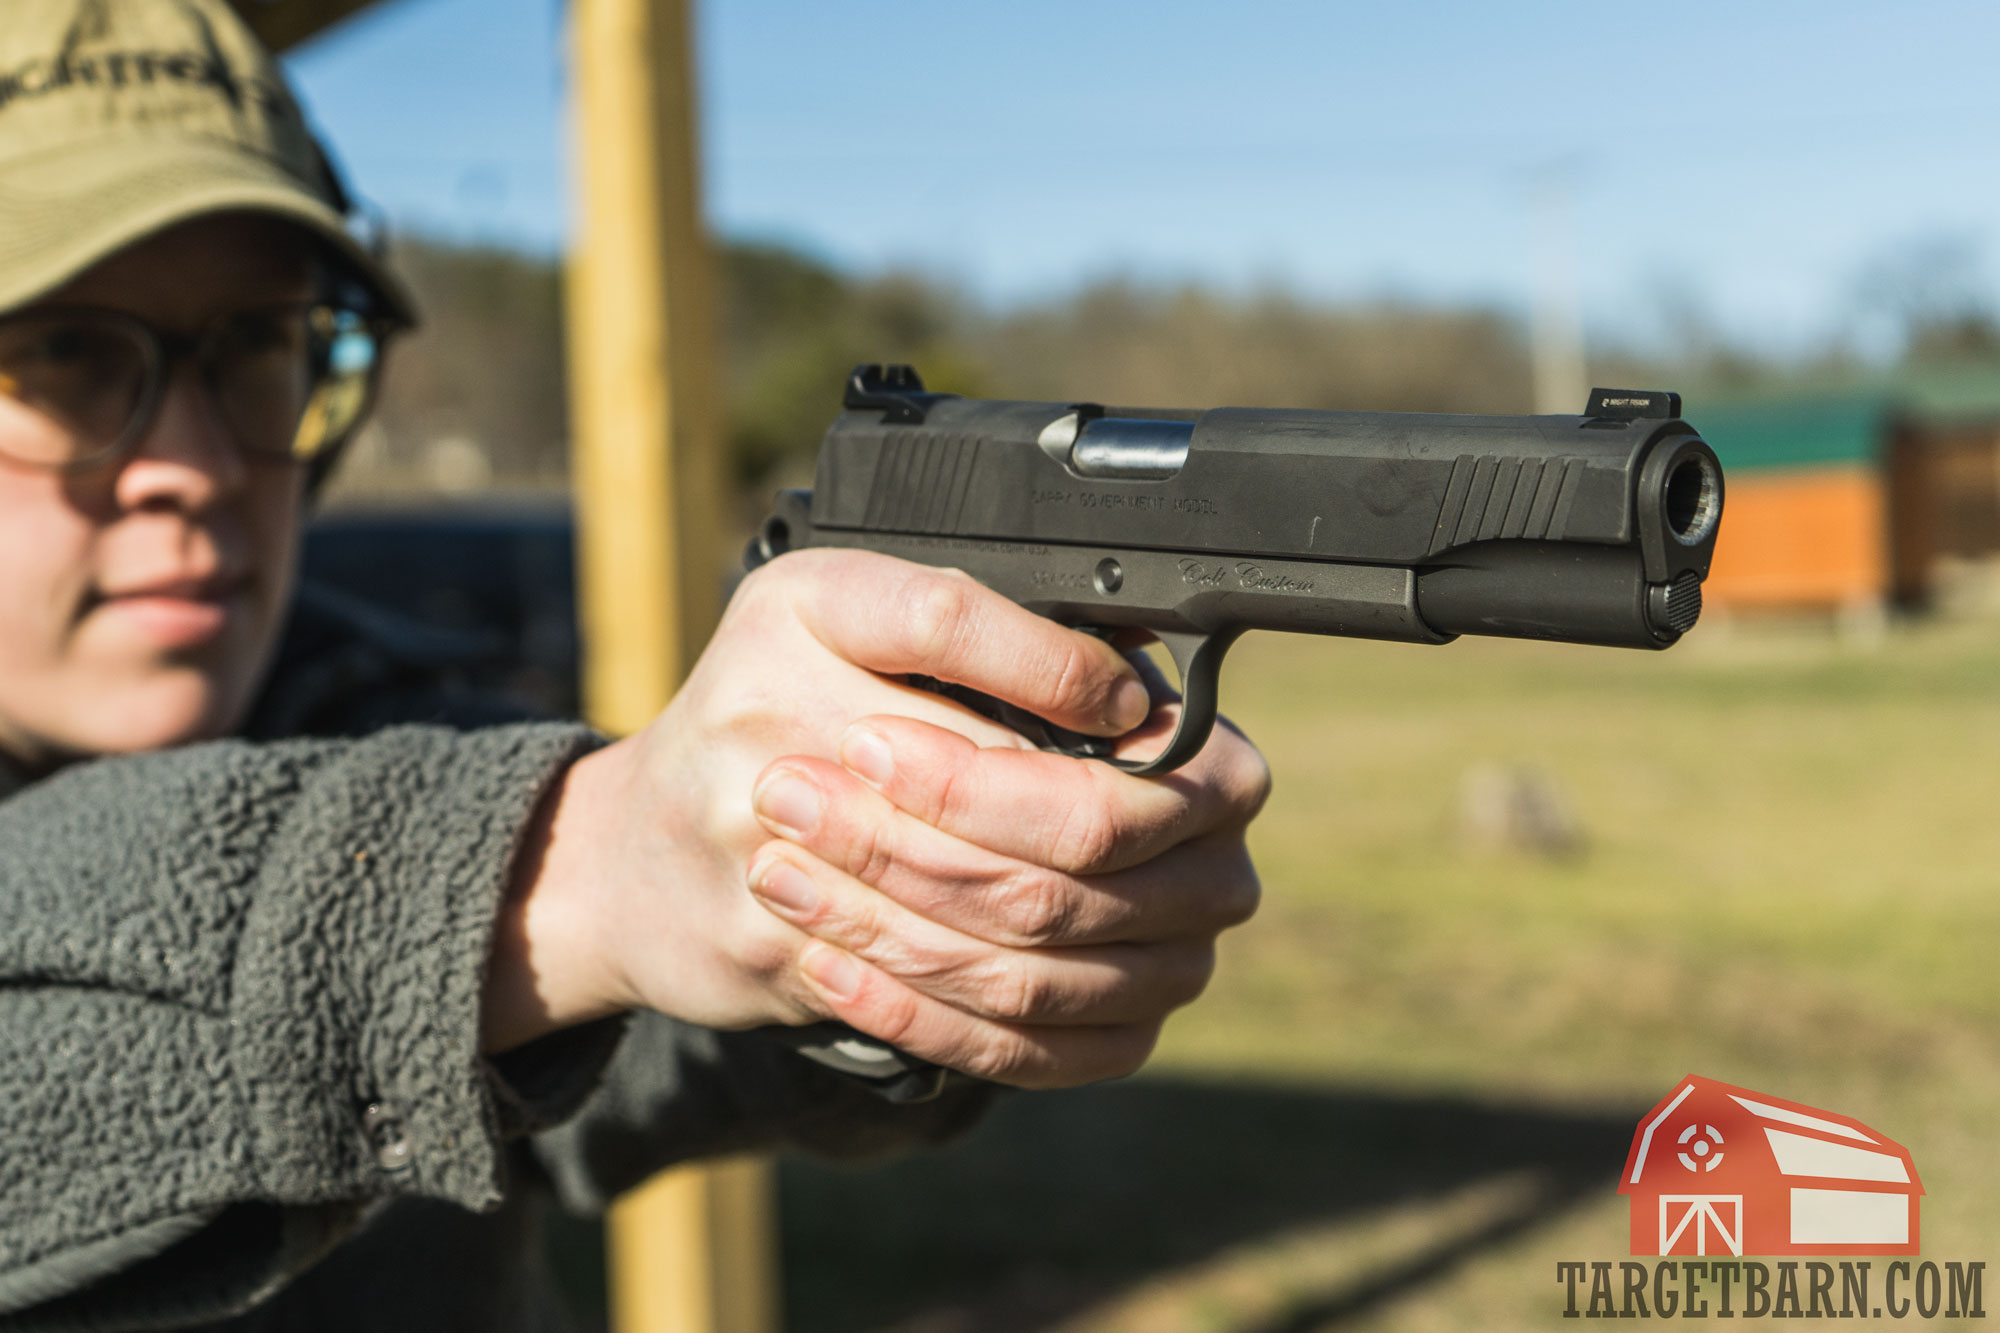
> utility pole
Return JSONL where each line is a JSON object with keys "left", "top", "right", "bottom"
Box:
{"left": 1530, "top": 169, "right": 1588, "bottom": 415}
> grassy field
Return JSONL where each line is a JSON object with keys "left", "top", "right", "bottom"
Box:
{"left": 775, "top": 615, "right": 2000, "bottom": 1331}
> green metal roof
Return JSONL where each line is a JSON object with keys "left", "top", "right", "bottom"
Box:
{"left": 1689, "top": 392, "right": 1896, "bottom": 473}
{"left": 1682, "top": 362, "right": 2000, "bottom": 473}
{"left": 1888, "top": 366, "right": 2000, "bottom": 423}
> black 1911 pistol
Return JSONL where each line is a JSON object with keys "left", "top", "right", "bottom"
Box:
{"left": 749, "top": 364, "right": 1724, "bottom": 779}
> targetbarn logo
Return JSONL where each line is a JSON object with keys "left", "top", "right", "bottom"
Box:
{"left": 1621, "top": 1074, "right": 1920, "bottom": 1256}
{"left": 1555, "top": 1076, "right": 1987, "bottom": 1319}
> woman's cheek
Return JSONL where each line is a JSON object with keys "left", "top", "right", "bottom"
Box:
{"left": 0, "top": 471, "right": 99, "bottom": 763}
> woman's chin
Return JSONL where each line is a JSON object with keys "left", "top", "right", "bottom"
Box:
{"left": 70, "top": 671, "right": 253, "bottom": 755}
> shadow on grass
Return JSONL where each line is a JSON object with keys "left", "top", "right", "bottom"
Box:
{"left": 776, "top": 1076, "right": 1640, "bottom": 1332}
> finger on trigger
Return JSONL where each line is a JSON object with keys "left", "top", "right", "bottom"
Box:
{"left": 789, "top": 552, "right": 1151, "bottom": 736}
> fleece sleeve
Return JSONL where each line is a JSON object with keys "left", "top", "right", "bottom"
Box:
{"left": 0, "top": 723, "right": 601, "bottom": 1327}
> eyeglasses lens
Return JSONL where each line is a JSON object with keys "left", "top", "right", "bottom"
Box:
{"left": 290, "top": 309, "right": 379, "bottom": 460}
{"left": 0, "top": 313, "right": 153, "bottom": 466}
{"left": 212, "top": 307, "right": 318, "bottom": 459}
{"left": 215, "top": 307, "right": 383, "bottom": 461}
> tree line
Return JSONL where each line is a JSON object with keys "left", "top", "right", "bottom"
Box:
{"left": 324, "top": 232, "right": 2000, "bottom": 504}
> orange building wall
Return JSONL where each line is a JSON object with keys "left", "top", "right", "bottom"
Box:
{"left": 1703, "top": 465, "right": 1888, "bottom": 610}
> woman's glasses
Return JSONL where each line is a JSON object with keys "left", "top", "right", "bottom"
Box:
{"left": 0, "top": 303, "right": 394, "bottom": 471}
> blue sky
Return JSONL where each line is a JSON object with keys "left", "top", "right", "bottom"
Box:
{"left": 287, "top": 0, "right": 2000, "bottom": 358}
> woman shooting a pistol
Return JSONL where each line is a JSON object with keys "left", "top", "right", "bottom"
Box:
{"left": 0, "top": 2, "right": 1268, "bottom": 1328}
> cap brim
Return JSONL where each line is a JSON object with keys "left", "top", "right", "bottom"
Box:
{"left": 0, "top": 135, "right": 417, "bottom": 325}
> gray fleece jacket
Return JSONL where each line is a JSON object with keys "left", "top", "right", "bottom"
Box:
{"left": 0, "top": 584, "right": 991, "bottom": 1332}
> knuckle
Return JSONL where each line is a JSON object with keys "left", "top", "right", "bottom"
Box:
{"left": 831, "top": 899, "right": 956, "bottom": 987}
{"left": 898, "top": 572, "right": 973, "bottom": 667}
{"left": 1198, "top": 847, "right": 1263, "bottom": 930}
{"left": 1000, "top": 866, "right": 1080, "bottom": 945}
{"left": 1049, "top": 778, "right": 1122, "bottom": 873}
{"left": 732, "top": 558, "right": 784, "bottom": 605}
{"left": 729, "top": 562, "right": 770, "bottom": 608}
{"left": 1221, "top": 861, "right": 1263, "bottom": 928}
{"left": 844, "top": 815, "right": 900, "bottom": 887}
{"left": 863, "top": 984, "right": 922, "bottom": 1051}
{"left": 829, "top": 893, "right": 893, "bottom": 961}
{"left": 739, "top": 549, "right": 823, "bottom": 613}
{"left": 989, "top": 957, "right": 1053, "bottom": 1023}
{"left": 876, "top": 933, "right": 952, "bottom": 987}
{"left": 1218, "top": 731, "right": 1274, "bottom": 818}
{"left": 1169, "top": 942, "right": 1218, "bottom": 1008}
{"left": 920, "top": 749, "right": 968, "bottom": 829}
{"left": 1042, "top": 637, "right": 1098, "bottom": 714}
{"left": 1236, "top": 749, "right": 1275, "bottom": 817}
{"left": 965, "top": 1027, "right": 1040, "bottom": 1085}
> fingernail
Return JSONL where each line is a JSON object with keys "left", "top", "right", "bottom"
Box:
{"left": 754, "top": 772, "right": 822, "bottom": 838}
{"left": 750, "top": 859, "right": 819, "bottom": 917}
{"left": 1109, "top": 675, "right": 1152, "bottom": 731}
{"left": 801, "top": 944, "right": 862, "bottom": 1001}
{"left": 840, "top": 725, "right": 894, "bottom": 787}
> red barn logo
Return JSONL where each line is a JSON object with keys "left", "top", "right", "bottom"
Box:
{"left": 1620, "top": 1076, "right": 1922, "bottom": 1257}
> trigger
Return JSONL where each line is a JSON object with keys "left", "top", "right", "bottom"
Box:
{"left": 1057, "top": 628, "right": 1242, "bottom": 777}
{"left": 1036, "top": 624, "right": 1132, "bottom": 760}
{"left": 1038, "top": 721, "right": 1116, "bottom": 759}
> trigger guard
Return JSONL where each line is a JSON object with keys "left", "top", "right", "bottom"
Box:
{"left": 1047, "top": 629, "right": 1241, "bottom": 777}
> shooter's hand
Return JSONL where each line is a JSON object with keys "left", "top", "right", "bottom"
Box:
{"left": 481, "top": 549, "right": 1268, "bottom": 1089}
{"left": 741, "top": 703, "right": 1269, "bottom": 1087}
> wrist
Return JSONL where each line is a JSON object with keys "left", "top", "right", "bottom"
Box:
{"left": 481, "top": 739, "right": 635, "bottom": 1053}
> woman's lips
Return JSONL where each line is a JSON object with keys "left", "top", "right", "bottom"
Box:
{"left": 93, "top": 577, "right": 248, "bottom": 650}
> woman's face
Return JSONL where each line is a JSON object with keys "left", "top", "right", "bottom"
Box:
{"left": 0, "top": 214, "right": 316, "bottom": 771}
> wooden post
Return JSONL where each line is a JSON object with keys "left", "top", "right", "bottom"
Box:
{"left": 565, "top": 1, "right": 778, "bottom": 1331}
{"left": 567, "top": 0, "right": 721, "bottom": 722}
{"left": 605, "top": 1157, "right": 779, "bottom": 1333}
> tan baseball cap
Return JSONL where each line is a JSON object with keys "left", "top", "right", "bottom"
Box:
{"left": 0, "top": 0, "right": 415, "bottom": 322}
